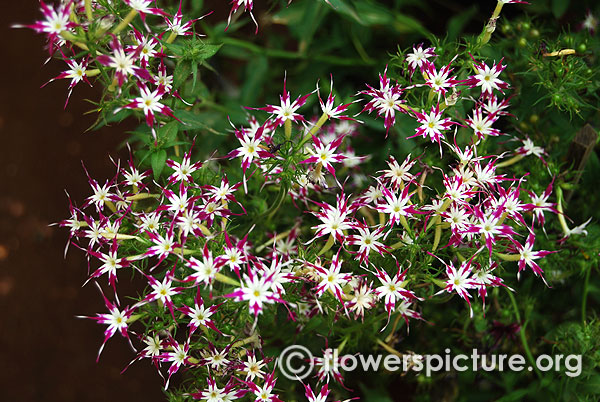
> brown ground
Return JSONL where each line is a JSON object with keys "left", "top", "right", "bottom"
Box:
{"left": 0, "top": 3, "right": 164, "bottom": 401}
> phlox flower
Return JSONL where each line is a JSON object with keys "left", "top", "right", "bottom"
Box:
{"left": 395, "top": 301, "right": 424, "bottom": 333}
{"left": 408, "top": 103, "right": 457, "bottom": 151}
{"left": 434, "top": 257, "right": 479, "bottom": 317}
{"left": 318, "top": 76, "right": 356, "bottom": 121}
{"left": 308, "top": 251, "right": 353, "bottom": 304}
{"left": 87, "top": 241, "right": 129, "bottom": 294}
{"left": 579, "top": 10, "right": 598, "bottom": 34}
{"left": 246, "top": 372, "right": 282, "bottom": 402}
{"left": 375, "top": 184, "right": 421, "bottom": 228}
{"left": 422, "top": 59, "right": 461, "bottom": 98}
{"left": 227, "top": 0, "right": 258, "bottom": 34}
{"left": 242, "top": 351, "right": 267, "bottom": 381}
{"left": 300, "top": 134, "right": 347, "bottom": 183}
{"left": 123, "top": 0, "right": 170, "bottom": 25}
{"left": 472, "top": 261, "right": 507, "bottom": 308}
{"left": 160, "top": 338, "right": 191, "bottom": 389}
{"left": 359, "top": 66, "right": 406, "bottom": 136}
{"left": 405, "top": 43, "right": 437, "bottom": 76}
{"left": 226, "top": 124, "right": 272, "bottom": 193}
{"left": 465, "top": 108, "right": 501, "bottom": 141}
{"left": 304, "top": 383, "right": 331, "bottom": 402}
{"left": 346, "top": 279, "right": 376, "bottom": 320}
{"left": 191, "top": 377, "right": 246, "bottom": 401}
{"left": 129, "top": 28, "right": 161, "bottom": 67}
{"left": 96, "top": 35, "right": 151, "bottom": 88}
{"left": 77, "top": 284, "right": 136, "bottom": 362}
{"left": 43, "top": 56, "right": 91, "bottom": 108}
{"left": 185, "top": 243, "right": 225, "bottom": 286}
{"left": 166, "top": 146, "right": 203, "bottom": 184}
{"left": 144, "top": 228, "right": 178, "bottom": 264}
{"left": 136, "top": 265, "right": 185, "bottom": 320}
{"left": 82, "top": 167, "right": 117, "bottom": 213}
{"left": 346, "top": 221, "right": 389, "bottom": 266}
{"left": 308, "top": 192, "right": 357, "bottom": 244}
{"left": 218, "top": 232, "right": 250, "bottom": 275}
{"left": 515, "top": 137, "right": 547, "bottom": 164}
{"left": 119, "top": 81, "right": 178, "bottom": 133}
{"left": 373, "top": 264, "right": 419, "bottom": 320}
{"left": 527, "top": 180, "right": 558, "bottom": 228}
{"left": 14, "top": 0, "right": 76, "bottom": 54}
{"left": 465, "top": 206, "right": 519, "bottom": 257}
{"left": 513, "top": 231, "right": 556, "bottom": 282}
{"left": 225, "top": 268, "right": 280, "bottom": 317}
{"left": 252, "top": 74, "right": 314, "bottom": 128}
{"left": 464, "top": 58, "right": 508, "bottom": 97}
{"left": 178, "top": 287, "right": 222, "bottom": 334}
{"left": 165, "top": 1, "right": 211, "bottom": 37}
{"left": 379, "top": 154, "right": 416, "bottom": 190}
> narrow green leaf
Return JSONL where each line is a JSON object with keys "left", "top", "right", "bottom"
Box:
{"left": 327, "top": 0, "right": 364, "bottom": 25}
{"left": 447, "top": 5, "right": 478, "bottom": 41}
{"left": 173, "top": 109, "right": 226, "bottom": 135}
{"left": 393, "top": 13, "right": 431, "bottom": 36}
{"left": 157, "top": 121, "right": 179, "bottom": 146}
{"left": 197, "top": 43, "right": 223, "bottom": 60}
{"left": 353, "top": 1, "right": 394, "bottom": 26}
{"left": 551, "top": 0, "right": 569, "bottom": 18}
{"left": 163, "top": 41, "right": 185, "bottom": 57}
{"left": 173, "top": 60, "right": 192, "bottom": 90}
{"left": 151, "top": 149, "right": 167, "bottom": 180}
{"left": 241, "top": 56, "right": 268, "bottom": 105}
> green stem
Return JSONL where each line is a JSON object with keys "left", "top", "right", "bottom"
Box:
{"left": 166, "top": 31, "right": 178, "bottom": 44}
{"left": 399, "top": 215, "right": 412, "bottom": 236}
{"left": 266, "top": 185, "right": 288, "bottom": 220}
{"left": 112, "top": 9, "right": 137, "bottom": 34}
{"left": 432, "top": 218, "right": 442, "bottom": 251}
{"left": 555, "top": 186, "right": 571, "bottom": 237}
{"left": 496, "top": 252, "right": 521, "bottom": 262}
{"left": 317, "top": 234, "right": 335, "bottom": 256}
{"left": 496, "top": 154, "right": 524, "bottom": 168}
{"left": 305, "top": 113, "right": 329, "bottom": 140}
{"left": 215, "top": 273, "right": 241, "bottom": 287}
{"left": 582, "top": 266, "right": 592, "bottom": 324}
{"left": 284, "top": 119, "right": 292, "bottom": 140}
{"left": 506, "top": 288, "right": 541, "bottom": 379}
{"left": 232, "top": 333, "right": 260, "bottom": 348}
{"left": 84, "top": 0, "right": 93, "bottom": 21}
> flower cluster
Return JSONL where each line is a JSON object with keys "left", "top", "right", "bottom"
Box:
{"left": 56, "top": 44, "right": 591, "bottom": 397}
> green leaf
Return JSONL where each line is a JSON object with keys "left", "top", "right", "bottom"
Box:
{"left": 151, "top": 149, "right": 167, "bottom": 180}
{"left": 173, "top": 109, "right": 226, "bottom": 135}
{"left": 551, "top": 0, "right": 569, "bottom": 18}
{"left": 290, "top": 0, "right": 324, "bottom": 45}
{"left": 197, "top": 43, "right": 223, "bottom": 60}
{"left": 173, "top": 60, "right": 192, "bottom": 90}
{"left": 447, "top": 5, "right": 478, "bottom": 41}
{"left": 393, "top": 13, "right": 431, "bottom": 36}
{"left": 163, "top": 41, "right": 185, "bottom": 57}
{"left": 353, "top": 1, "right": 394, "bottom": 26}
{"left": 326, "top": 0, "right": 364, "bottom": 25}
{"left": 241, "top": 56, "right": 268, "bottom": 105}
{"left": 94, "top": 108, "right": 132, "bottom": 129}
{"left": 157, "top": 121, "right": 179, "bottom": 146}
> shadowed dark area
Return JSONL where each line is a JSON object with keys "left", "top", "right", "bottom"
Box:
{"left": 0, "top": 3, "right": 164, "bottom": 401}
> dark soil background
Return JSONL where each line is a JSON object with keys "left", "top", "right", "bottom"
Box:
{"left": 0, "top": 3, "right": 164, "bottom": 401}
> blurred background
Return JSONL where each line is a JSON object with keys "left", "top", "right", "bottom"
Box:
{"left": 0, "top": 3, "right": 164, "bottom": 401}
